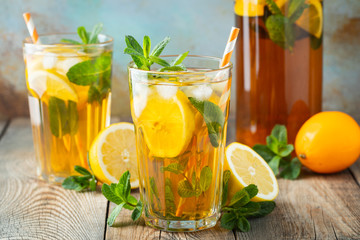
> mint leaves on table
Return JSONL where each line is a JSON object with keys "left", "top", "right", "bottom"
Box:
{"left": 188, "top": 97, "right": 225, "bottom": 148}
{"left": 124, "top": 35, "right": 188, "bottom": 71}
{"left": 102, "top": 171, "right": 143, "bottom": 226}
{"left": 62, "top": 165, "right": 97, "bottom": 191}
{"left": 264, "top": 0, "right": 309, "bottom": 50}
{"left": 253, "top": 124, "right": 302, "bottom": 179}
{"left": 49, "top": 97, "right": 78, "bottom": 138}
{"left": 220, "top": 171, "right": 276, "bottom": 232}
{"left": 61, "top": 23, "right": 103, "bottom": 45}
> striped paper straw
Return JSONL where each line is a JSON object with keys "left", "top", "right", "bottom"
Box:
{"left": 220, "top": 27, "right": 240, "bottom": 68}
{"left": 218, "top": 27, "right": 240, "bottom": 110}
{"left": 23, "top": 12, "right": 40, "bottom": 44}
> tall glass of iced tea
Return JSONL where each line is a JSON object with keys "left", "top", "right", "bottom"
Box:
{"left": 235, "top": 0, "right": 323, "bottom": 145}
{"left": 23, "top": 33, "right": 113, "bottom": 183}
{"left": 129, "top": 55, "right": 232, "bottom": 231}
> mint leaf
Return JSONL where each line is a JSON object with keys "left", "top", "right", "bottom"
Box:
{"left": 61, "top": 39, "right": 81, "bottom": 45}
{"left": 149, "top": 55, "right": 170, "bottom": 67}
{"left": 222, "top": 170, "right": 231, "bottom": 207}
{"left": 236, "top": 201, "right": 261, "bottom": 215}
{"left": 150, "top": 36, "right": 170, "bottom": 57}
{"left": 107, "top": 202, "right": 126, "bottom": 226}
{"left": 74, "top": 165, "right": 92, "bottom": 176}
{"left": 165, "top": 178, "right": 176, "bottom": 215}
{"left": 188, "top": 97, "right": 225, "bottom": 147}
{"left": 244, "top": 184, "right": 258, "bottom": 199}
{"left": 280, "top": 157, "right": 301, "bottom": 179}
{"left": 229, "top": 189, "right": 250, "bottom": 208}
{"left": 221, "top": 212, "right": 237, "bottom": 230}
{"left": 253, "top": 144, "right": 276, "bottom": 162}
{"left": 117, "top": 171, "right": 131, "bottom": 200}
{"left": 237, "top": 216, "right": 250, "bottom": 232}
{"left": 269, "top": 156, "right": 281, "bottom": 175}
{"left": 125, "top": 35, "right": 143, "bottom": 55}
{"left": 265, "top": 15, "right": 295, "bottom": 50}
{"left": 102, "top": 184, "right": 123, "bottom": 205}
{"left": 171, "top": 51, "right": 189, "bottom": 66}
{"left": 266, "top": 135, "right": 279, "bottom": 154}
{"left": 68, "top": 101, "right": 78, "bottom": 135}
{"left": 200, "top": 166, "right": 212, "bottom": 192}
{"left": 271, "top": 124, "right": 287, "bottom": 144}
{"left": 159, "top": 65, "right": 186, "bottom": 72}
{"left": 124, "top": 47, "right": 146, "bottom": 58}
{"left": 62, "top": 176, "right": 86, "bottom": 191}
{"left": 265, "top": 0, "right": 282, "bottom": 15}
{"left": 131, "top": 201, "right": 143, "bottom": 221}
{"left": 67, "top": 55, "right": 111, "bottom": 86}
{"left": 89, "top": 23, "right": 103, "bottom": 44}
{"left": 160, "top": 163, "right": 184, "bottom": 174}
{"left": 247, "top": 201, "right": 276, "bottom": 218}
{"left": 143, "top": 36, "right": 151, "bottom": 58}
{"left": 177, "top": 179, "right": 198, "bottom": 198}
{"left": 49, "top": 97, "right": 68, "bottom": 138}
{"left": 278, "top": 144, "right": 294, "bottom": 157}
{"left": 77, "top": 26, "right": 89, "bottom": 44}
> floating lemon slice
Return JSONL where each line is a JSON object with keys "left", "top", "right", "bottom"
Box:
{"left": 234, "top": 0, "right": 286, "bottom": 17}
{"left": 138, "top": 90, "right": 195, "bottom": 158}
{"left": 224, "top": 142, "right": 279, "bottom": 202}
{"left": 89, "top": 123, "right": 139, "bottom": 188}
{"left": 296, "top": 0, "right": 323, "bottom": 38}
{"left": 28, "top": 70, "right": 78, "bottom": 102}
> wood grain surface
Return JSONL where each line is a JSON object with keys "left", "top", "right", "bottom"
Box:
{"left": 0, "top": 118, "right": 359, "bottom": 240}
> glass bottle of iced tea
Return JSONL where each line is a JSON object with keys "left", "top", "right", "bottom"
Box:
{"left": 235, "top": 0, "right": 323, "bottom": 146}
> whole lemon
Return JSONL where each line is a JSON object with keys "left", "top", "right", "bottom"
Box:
{"left": 295, "top": 111, "right": 360, "bottom": 174}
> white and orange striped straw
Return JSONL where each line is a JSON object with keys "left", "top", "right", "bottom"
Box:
{"left": 23, "top": 12, "right": 40, "bottom": 44}
{"left": 218, "top": 27, "right": 240, "bottom": 110}
{"left": 220, "top": 26, "right": 240, "bottom": 68}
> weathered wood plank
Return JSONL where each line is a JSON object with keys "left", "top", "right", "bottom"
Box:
{"left": 105, "top": 191, "right": 161, "bottom": 240}
{"left": 349, "top": 159, "right": 360, "bottom": 185}
{"left": 234, "top": 169, "right": 360, "bottom": 239}
{"left": 0, "top": 118, "right": 108, "bottom": 240}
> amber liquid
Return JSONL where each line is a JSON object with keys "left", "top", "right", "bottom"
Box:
{"left": 235, "top": 15, "right": 322, "bottom": 146}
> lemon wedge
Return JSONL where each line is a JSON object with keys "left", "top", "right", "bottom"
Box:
{"left": 224, "top": 142, "right": 279, "bottom": 202}
{"left": 296, "top": 0, "right": 323, "bottom": 38}
{"left": 89, "top": 123, "right": 139, "bottom": 188}
{"left": 28, "top": 70, "right": 78, "bottom": 102}
{"left": 137, "top": 90, "right": 195, "bottom": 158}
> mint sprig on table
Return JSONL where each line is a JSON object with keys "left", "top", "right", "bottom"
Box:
{"left": 221, "top": 170, "right": 276, "bottom": 232}
{"left": 265, "top": 0, "right": 309, "bottom": 50}
{"left": 253, "top": 124, "right": 302, "bottom": 179}
{"left": 101, "top": 171, "right": 143, "bottom": 226}
{"left": 124, "top": 35, "right": 188, "bottom": 71}
{"left": 62, "top": 165, "right": 97, "bottom": 191}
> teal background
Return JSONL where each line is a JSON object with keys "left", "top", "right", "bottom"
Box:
{"left": 0, "top": 0, "right": 359, "bottom": 121}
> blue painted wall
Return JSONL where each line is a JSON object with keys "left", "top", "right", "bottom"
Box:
{"left": 0, "top": 0, "right": 359, "bottom": 121}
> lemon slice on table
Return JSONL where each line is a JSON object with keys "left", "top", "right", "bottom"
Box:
{"left": 296, "top": 0, "right": 323, "bottom": 38}
{"left": 28, "top": 70, "right": 78, "bottom": 102}
{"left": 138, "top": 90, "right": 195, "bottom": 158}
{"left": 224, "top": 142, "right": 279, "bottom": 202}
{"left": 89, "top": 123, "right": 139, "bottom": 188}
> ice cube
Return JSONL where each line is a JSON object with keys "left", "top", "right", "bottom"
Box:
{"left": 28, "top": 96, "right": 41, "bottom": 126}
{"left": 42, "top": 53, "right": 57, "bottom": 69}
{"left": 155, "top": 85, "right": 178, "bottom": 99}
{"left": 56, "top": 58, "right": 83, "bottom": 74}
{"left": 187, "top": 85, "right": 213, "bottom": 101}
{"left": 133, "top": 95, "right": 147, "bottom": 118}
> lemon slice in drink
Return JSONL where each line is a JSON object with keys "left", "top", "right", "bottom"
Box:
{"left": 296, "top": 0, "right": 323, "bottom": 38}
{"left": 28, "top": 70, "right": 78, "bottom": 102}
{"left": 138, "top": 90, "right": 195, "bottom": 158}
{"left": 89, "top": 123, "right": 139, "bottom": 188}
{"left": 224, "top": 142, "right": 279, "bottom": 202}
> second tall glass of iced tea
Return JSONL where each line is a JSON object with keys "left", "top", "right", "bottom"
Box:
{"left": 129, "top": 55, "right": 232, "bottom": 231}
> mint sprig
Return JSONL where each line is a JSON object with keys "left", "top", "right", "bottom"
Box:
{"left": 188, "top": 97, "right": 225, "bottom": 148}
{"left": 102, "top": 171, "right": 143, "bottom": 226}
{"left": 264, "top": 0, "right": 309, "bottom": 50}
{"left": 220, "top": 171, "right": 276, "bottom": 232}
{"left": 124, "top": 35, "right": 188, "bottom": 71}
{"left": 253, "top": 124, "right": 302, "bottom": 179}
{"left": 49, "top": 97, "right": 78, "bottom": 138}
{"left": 61, "top": 23, "right": 103, "bottom": 45}
{"left": 62, "top": 165, "right": 97, "bottom": 191}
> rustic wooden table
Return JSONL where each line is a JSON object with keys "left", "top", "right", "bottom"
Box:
{"left": 0, "top": 118, "right": 359, "bottom": 239}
